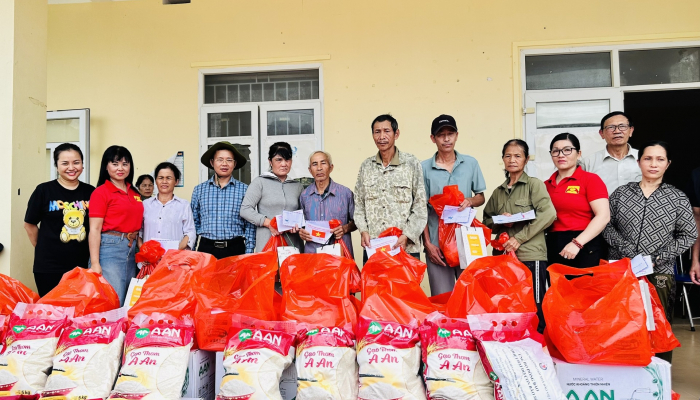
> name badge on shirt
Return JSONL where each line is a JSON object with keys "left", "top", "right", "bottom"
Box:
{"left": 565, "top": 186, "right": 580, "bottom": 194}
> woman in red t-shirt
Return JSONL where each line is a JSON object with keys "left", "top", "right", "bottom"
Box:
{"left": 88, "top": 145, "right": 144, "bottom": 306}
{"left": 545, "top": 133, "right": 610, "bottom": 268}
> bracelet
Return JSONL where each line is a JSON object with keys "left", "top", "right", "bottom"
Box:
{"left": 571, "top": 239, "right": 583, "bottom": 249}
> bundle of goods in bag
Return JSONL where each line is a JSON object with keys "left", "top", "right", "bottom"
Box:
{"left": 280, "top": 253, "right": 358, "bottom": 328}
{"left": 0, "top": 274, "right": 40, "bottom": 316}
{"left": 419, "top": 312, "right": 494, "bottom": 400}
{"left": 446, "top": 254, "right": 536, "bottom": 318}
{"left": 42, "top": 308, "right": 128, "bottom": 400}
{"left": 0, "top": 303, "right": 75, "bottom": 397}
{"left": 38, "top": 267, "right": 119, "bottom": 317}
{"left": 193, "top": 252, "right": 278, "bottom": 352}
{"left": 295, "top": 324, "right": 358, "bottom": 400}
{"left": 543, "top": 259, "right": 677, "bottom": 366}
{"left": 328, "top": 219, "right": 362, "bottom": 293}
{"left": 429, "top": 185, "right": 466, "bottom": 267}
{"left": 217, "top": 314, "right": 296, "bottom": 400}
{"left": 134, "top": 240, "right": 166, "bottom": 277}
{"left": 128, "top": 250, "right": 216, "bottom": 321}
{"left": 356, "top": 317, "right": 425, "bottom": 400}
{"left": 468, "top": 313, "right": 565, "bottom": 400}
{"left": 360, "top": 246, "right": 436, "bottom": 326}
{"left": 110, "top": 312, "right": 194, "bottom": 400}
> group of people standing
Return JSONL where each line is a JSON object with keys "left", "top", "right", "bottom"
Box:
{"left": 24, "top": 111, "right": 699, "bottom": 359}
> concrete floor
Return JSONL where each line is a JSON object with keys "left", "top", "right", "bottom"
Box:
{"left": 671, "top": 322, "right": 699, "bottom": 399}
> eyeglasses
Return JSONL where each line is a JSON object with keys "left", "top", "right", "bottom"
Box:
{"left": 214, "top": 158, "right": 235, "bottom": 164}
{"left": 604, "top": 124, "right": 630, "bottom": 132}
{"left": 550, "top": 147, "right": 577, "bottom": 157}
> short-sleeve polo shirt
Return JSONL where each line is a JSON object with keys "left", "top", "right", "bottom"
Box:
{"left": 545, "top": 166, "right": 608, "bottom": 232}
{"left": 89, "top": 180, "right": 144, "bottom": 232}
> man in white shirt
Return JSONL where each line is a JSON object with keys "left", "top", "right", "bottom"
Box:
{"left": 582, "top": 111, "right": 642, "bottom": 195}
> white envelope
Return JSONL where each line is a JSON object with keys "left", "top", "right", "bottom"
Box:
{"left": 492, "top": 209, "right": 536, "bottom": 224}
{"left": 282, "top": 210, "right": 304, "bottom": 227}
{"left": 153, "top": 238, "right": 179, "bottom": 251}
{"left": 442, "top": 206, "right": 476, "bottom": 226}
{"left": 275, "top": 213, "right": 305, "bottom": 233}
{"left": 305, "top": 221, "right": 332, "bottom": 245}
{"left": 366, "top": 236, "right": 400, "bottom": 257}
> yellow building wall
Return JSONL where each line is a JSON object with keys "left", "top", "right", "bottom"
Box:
{"left": 44, "top": 0, "right": 700, "bottom": 290}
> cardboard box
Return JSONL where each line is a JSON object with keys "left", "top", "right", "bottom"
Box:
{"left": 214, "top": 351, "right": 298, "bottom": 400}
{"left": 181, "top": 350, "right": 216, "bottom": 400}
{"left": 553, "top": 357, "right": 671, "bottom": 400}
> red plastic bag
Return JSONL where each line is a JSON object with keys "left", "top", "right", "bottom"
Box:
{"left": 280, "top": 253, "right": 358, "bottom": 329}
{"left": 446, "top": 254, "right": 536, "bottom": 318}
{"left": 329, "top": 219, "right": 361, "bottom": 293}
{"left": 428, "top": 292, "right": 452, "bottom": 313}
{"left": 262, "top": 217, "right": 289, "bottom": 252}
{"left": 193, "top": 251, "right": 278, "bottom": 351}
{"left": 378, "top": 227, "right": 403, "bottom": 239}
{"left": 429, "top": 185, "right": 465, "bottom": 267}
{"left": 543, "top": 259, "right": 652, "bottom": 366}
{"left": 642, "top": 276, "right": 680, "bottom": 353}
{"left": 0, "top": 274, "right": 39, "bottom": 315}
{"left": 360, "top": 249, "right": 436, "bottom": 325}
{"left": 38, "top": 267, "right": 119, "bottom": 316}
{"left": 135, "top": 240, "right": 166, "bottom": 277}
{"left": 128, "top": 250, "right": 215, "bottom": 321}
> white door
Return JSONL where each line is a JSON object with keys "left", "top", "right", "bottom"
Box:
{"left": 46, "top": 109, "right": 90, "bottom": 183}
{"left": 524, "top": 88, "right": 624, "bottom": 180}
{"left": 199, "top": 104, "right": 259, "bottom": 184}
{"left": 259, "top": 101, "right": 322, "bottom": 180}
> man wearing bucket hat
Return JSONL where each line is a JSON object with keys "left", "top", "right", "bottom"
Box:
{"left": 191, "top": 141, "right": 256, "bottom": 258}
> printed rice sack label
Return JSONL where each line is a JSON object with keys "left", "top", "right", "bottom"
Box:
{"left": 0, "top": 303, "right": 74, "bottom": 398}
{"left": 217, "top": 321, "right": 295, "bottom": 400}
{"left": 419, "top": 313, "right": 493, "bottom": 400}
{"left": 356, "top": 317, "right": 425, "bottom": 400}
{"left": 468, "top": 313, "right": 565, "bottom": 400}
{"left": 109, "top": 313, "right": 194, "bottom": 400}
{"left": 42, "top": 308, "right": 128, "bottom": 400}
{"left": 295, "top": 326, "right": 358, "bottom": 400}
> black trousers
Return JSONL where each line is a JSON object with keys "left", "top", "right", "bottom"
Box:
{"left": 546, "top": 231, "right": 604, "bottom": 268}
{"left": 34, "top": 271, "right": 68, "bottom": 297}
{"left": 521, "top": 260, "right": 548, "bottom": 333}
{"left": 196, "top": 236, "right": 246, "bottom": 259}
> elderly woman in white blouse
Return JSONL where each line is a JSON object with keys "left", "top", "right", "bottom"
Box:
{"left": 138, "top": 162, "right": 196, "bottom": 250}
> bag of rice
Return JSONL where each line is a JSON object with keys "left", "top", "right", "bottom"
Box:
{"left": 467, "top": 313, "right": 565, "bottom": 400}
{"left": 217, "top": 315, "right": 295, "bottom": 400}
{"left": 0, "top": 303, "right": 74, "bottom": 397}
{"left": 356, "top": 317, "right": 425, "bottom": 400}
{"left": 295, "top": 325, "right": 358, "bottom": 400}
{"left": 42, "top": 307, "right": 128, "bottom": 400}
{"left": 419, "top": 312, "right": 494, "bottom": 400}
{"left": 109, "top": 313, "right": 194, "bottom": 400}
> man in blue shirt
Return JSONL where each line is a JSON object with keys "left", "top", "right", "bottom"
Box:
{"left": 422, "top": 115, "right": 487, "bottom": 295}
{"left": 191, "top": 141, "right": 256, "bottom": 258}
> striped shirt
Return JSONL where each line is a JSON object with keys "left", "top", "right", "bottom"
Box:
{"left": 300, "top": 179, "right": 355, "bottom": 256}
{"left": 191, "top": 176, "right": 256, "bottom": 253}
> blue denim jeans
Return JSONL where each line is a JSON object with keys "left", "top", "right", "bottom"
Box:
{"left": 89, "top": 233, "right": 136, "bottom": 306}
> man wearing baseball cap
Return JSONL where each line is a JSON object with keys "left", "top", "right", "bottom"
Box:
{"left": 190, "top": 141, "right": 256, "bottom": 258}
{"left": 422, "top": 115, "right": 486, "bottom": 295}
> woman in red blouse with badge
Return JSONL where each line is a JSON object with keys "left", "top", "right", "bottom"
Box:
{"left": 88, "top": 145, "right": 144, "bottom": 306}
{"left": 545, "top": 133, "right": 610, "bottom": 268}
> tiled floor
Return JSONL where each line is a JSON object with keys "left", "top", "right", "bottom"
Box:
{"left": 671, "top": 322, "right": 699, "bottom": 399}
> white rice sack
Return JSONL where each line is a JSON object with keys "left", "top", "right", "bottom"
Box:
{"left": 109, "top": 313, "right": 194, "bottom": 400}
{"left": 295, "top": 326, "right": 358, "bottom": 400}
{"left": 468, "top": 313, "right": 565, "bottom": 400}
{"left": 217, "top": 316, "right": 296, "bottom": 400}
{"left": 0, "top": 303, "right": 74, "bottom": 397}
{"left": 419, "top": 313, "right": 494, "bottom": 400}
{"left": 356, "top": 317, "right": 425, "bottom": 400}
{"left": 43, "top": 307, "right": 128, "bottom": 400}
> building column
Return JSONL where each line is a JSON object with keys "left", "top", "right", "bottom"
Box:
{"left": 0, "top": 0, "right": 48, "bottom": 289}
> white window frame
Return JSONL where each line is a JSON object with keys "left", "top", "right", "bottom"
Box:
{"left": 46, "top": 109, "right": 90, "bottom": 183}
{"left": 198, "top": 63, "right": 324, "bottom": 183}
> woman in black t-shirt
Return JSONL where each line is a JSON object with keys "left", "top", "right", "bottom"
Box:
{"left": 24, "top": 143, "right": 95, "bottom": 296}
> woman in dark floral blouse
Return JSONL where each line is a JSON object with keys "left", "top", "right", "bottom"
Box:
{"left": 604, "top": 140, "right": 697, "bottom": 363}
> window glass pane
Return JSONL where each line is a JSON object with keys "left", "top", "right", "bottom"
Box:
{"left": 620, "top": 47, "right": 700, "bottom": 86}
{"left": 536, "top": 99, "right": 609, "bottom": 128}
{"left": 47, "top": 119, "right": 80, "bottom": 142}
{"left": 204, "top": 70, "right": 319, "bottom": 104}
{"left": 207, "top": 112, "right": 252, "bottom": 137}
{"left": 267, "top": 110, "right": 314, "bottom": 136}
{"left": 526, "top": 53, "right": 612, "bottom": 90}
{"left": 207, "top": 143, "right": 251, "bottom": 184}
